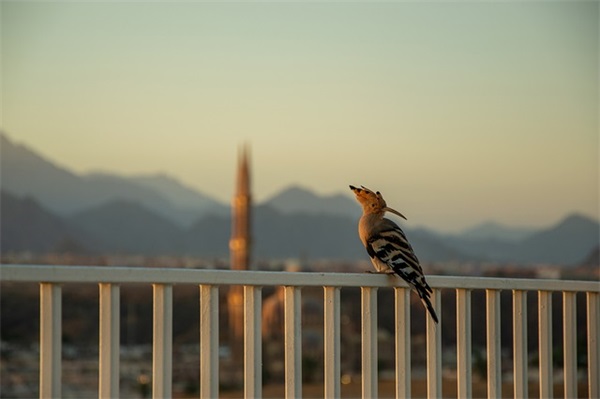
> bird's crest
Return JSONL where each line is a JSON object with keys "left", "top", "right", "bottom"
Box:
{"left": 349, "top": 185, "right": 407, "bottom": 220}
{"left": 349, "top": 185, "right": 385, "bottom": 206}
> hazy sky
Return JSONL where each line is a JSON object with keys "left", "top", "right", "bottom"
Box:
{"left": 2, "top": 1, "right": 598, "bottom": 232}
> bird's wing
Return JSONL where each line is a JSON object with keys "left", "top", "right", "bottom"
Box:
{"left": 366, "top": 219, "right": 432, "bottom": 293}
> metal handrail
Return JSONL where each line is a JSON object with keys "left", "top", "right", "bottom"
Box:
{"left": 2, "top": 264, "right": 598, "bottom": 291}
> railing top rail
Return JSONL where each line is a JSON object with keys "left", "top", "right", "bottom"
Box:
{"left": 1, "top": 264, "right": 598, "bottom": 292}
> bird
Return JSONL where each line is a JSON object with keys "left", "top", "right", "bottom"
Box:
{"left": 349, "top": 185, "right": 439, "bottom": 323}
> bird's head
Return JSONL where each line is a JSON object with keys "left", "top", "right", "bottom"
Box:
{"left": 349, "top": 185, "right": 407, "bottom": 219}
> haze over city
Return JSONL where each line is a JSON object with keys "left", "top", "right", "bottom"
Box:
{"left": 3, "top": 0, "right": 598, "bottom": 232}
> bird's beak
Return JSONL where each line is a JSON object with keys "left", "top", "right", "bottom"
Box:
{"left": 383, "top": 206, "right": 407, "bottom": 220}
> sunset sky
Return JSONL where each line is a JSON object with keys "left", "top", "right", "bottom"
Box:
{"left": 2, "top": 1, "right": 598, "bottom": 232}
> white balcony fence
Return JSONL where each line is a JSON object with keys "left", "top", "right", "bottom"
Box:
{"left": 0, "top": 264, "right": 598, "bottom": 399}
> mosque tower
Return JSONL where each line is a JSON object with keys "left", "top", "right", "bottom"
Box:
{"left": 228, "top": 145, "right": 252, "bottom": 360}
{"left": 229, "top": 145, "right": 252, "bottom": 272}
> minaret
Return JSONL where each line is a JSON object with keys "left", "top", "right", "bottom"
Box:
{"left": 228, "top": 145, "right": 252, "bottom": 366}
{"left": 229, "top": 145, "right": 252, "bottom": 271}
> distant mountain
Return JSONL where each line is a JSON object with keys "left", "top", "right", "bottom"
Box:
{"left": 79, "top": 173, "right": 183, "bottom": 219}
{"left": 442, "top": 235, "right": 517, "bottom": 262}
{"left": 0, "top": 133, "right": 227, "bottom": 226}
{"left": 185, "top": 214, "right": 232, "bottom": 257}
{"left": 4, "top": 183, "right": 596, "bottom": 264}
{"left": 578, "top": 245, "right": 599, "bottom": 268}
{"left": 70, "top": 199, "right": 184, "bottom": 255}
{"left": 458, "top": 221, "right": 536, "bottom": 242}
{"left": 0, "top": 191, "right": 93, "bottom": 254}
{"left": 129, "top": 174, "right": 229, "bottom": 219}
{"left": 249, "top": 207, "right": 473, "bottom": 261}
{"left": 512, "top": 213, "right": 600, "bottom": 265}
{"left": 265, "top": 185, "right": 360, "bottom": 219}
{"left": 86, "top": 173, "right": 228, "bottom": 226}
{"left": 0, "top": 191, "right": 467, "bottom": 261}
{"left": 406, "top": 228, "right": 480, "bottom": 263}
{"left": 252, "top": 204, "right": 361, "bottom": 259}
{"left": 441, "top": 213, "right": 600, "bottom": 265}
{"left": 1, "top": 133, "right": 89, "bottom": 214}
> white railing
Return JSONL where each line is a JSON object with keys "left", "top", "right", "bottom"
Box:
{"left": 1, "top": 264, "right": 599, "bottom": 399}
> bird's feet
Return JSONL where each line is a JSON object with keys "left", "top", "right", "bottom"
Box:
{"left": 365, "top": 269, "right": 395, "bottom": 275}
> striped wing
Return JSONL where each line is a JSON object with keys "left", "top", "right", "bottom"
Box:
{"left": 366, "top": 219, "right": 432, "bottom": 294}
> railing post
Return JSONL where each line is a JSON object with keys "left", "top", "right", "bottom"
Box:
{"left": 563, "top": 291, "right": 577, "bottom": 399}
{"left": 40, "top": 283, "right": 61, "bottom": 399}
{"left": 486, "top": 289, "right": 501, "bottom": 399}
{"left": 284, "top": 286, "right": 302, "bottom": 399}
{"left": 153, "top": 284, "right": 172, "bottom": 399}
{"left": 99, "top": 283, "right": 120, "bottom": 399}
{"left": 324, "top": 286, "right": 341, "bottom": 399}
{"left": 200, "top": 284, "right": 219, "bottom": 399}
{"left": 538, "top": 290, "right": 553, "bottom": 399}
{"left": 395, "top": 287, "right": 411, "bottom": 399}
{"left": 588, "top": 292, "right": 599, "bottom": 399}
{"left": 362, "top": 286, "right": 378, "bottom": 399}
{"left": 427, "top": 289, "right": 442, "bottom": 399}
{"left": 513, "top": 290, "right": 528, "bottom": 399}
{"left": 457, "top": 289, "right": 472, "bottom": 399}
{"left": 244, "top": 285, "right": 262, "bottom": 399}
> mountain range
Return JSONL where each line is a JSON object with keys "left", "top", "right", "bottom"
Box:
{"left": 1, "top": 132, "right": 598, "bottom": 265}
{"left": 0, "top": 134, "right": 229, "bottom": 227}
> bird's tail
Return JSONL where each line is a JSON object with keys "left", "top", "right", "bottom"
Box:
{"left": 417, "top": 288, "right": 439, "bottom": 324}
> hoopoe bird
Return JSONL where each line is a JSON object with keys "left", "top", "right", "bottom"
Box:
{"left": 349, "top": 185, "right": 439, "bottom": 323}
